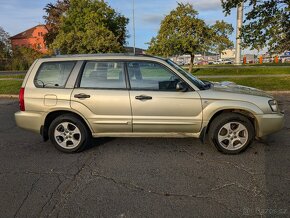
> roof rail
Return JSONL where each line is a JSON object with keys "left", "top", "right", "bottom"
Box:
{"left": 42, "top": 53, "right": 166, "bottom": 60}
{"left": 54, "top": 53, "right": 134, "bottom": 58}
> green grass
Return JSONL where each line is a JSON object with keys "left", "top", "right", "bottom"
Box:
{"left": 192, "top": 67, "right": 290, "bottom": 76}
{"left": 201, "top": 77, "right": 290, "bottom": 91}
{"left": 184, "top": 63, "right": 290, "bottom": 69}
{"left": 248, "top": 63, "right": 290, "bottom": 67}
{"left": 0, "top": 80, "right": 22, "bottom": 94}
{"left": 0, "top": 74, "right": 25, "bottom": 79}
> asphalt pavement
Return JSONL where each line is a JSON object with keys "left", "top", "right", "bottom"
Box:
{"left": 0, "top": 96, "right": 289, "bottom": 217}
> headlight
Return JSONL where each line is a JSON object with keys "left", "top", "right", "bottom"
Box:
{"left": 269, "top": 100, "right": 278, "bottom": 112}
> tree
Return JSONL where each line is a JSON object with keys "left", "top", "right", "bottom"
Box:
{"left": 50, "top": 0, "right": 129, "bottom": 54}
{"left": 0, "top": 26, "right": 11, "bottom": 70}
{"left": 0, "top": 26, "right": 11, "bottom": 60}
{"left": 147, "top": 3, "right": 233, "bottom": 72}
{"left": 211, "top": 20, "right": 234, "bottom": 56}
{"left": 221, "top": 0, "right": 290, "bottom": 53}
{"left": 10, "top": 47, "right": 43, "bottom": 70}
{"left": 43, "top": 0, "right": 70, "bottom": 46}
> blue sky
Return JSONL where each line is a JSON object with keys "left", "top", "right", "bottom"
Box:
{"left": 0, "top": 0, "right": 237, "bottom": 49}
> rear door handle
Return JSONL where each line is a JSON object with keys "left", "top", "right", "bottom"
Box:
{"left": 74, "top": 93, "right": 90, "bottom": 99}
{"left": 135, "top": 95, "right": 152, "bottom": 100}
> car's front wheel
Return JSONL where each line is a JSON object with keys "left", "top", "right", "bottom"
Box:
{"left": 48, "top": 114, "right": 91, "bottom": 153}
{"left": 208, "top": 113, "right": 254, "bottom": 154}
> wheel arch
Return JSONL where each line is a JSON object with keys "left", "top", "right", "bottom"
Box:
{"left": 206, "top": 109, "right": 257, "bottom": 135}
{"left": 42, "top": 110, "right": 93, "bottom": 141}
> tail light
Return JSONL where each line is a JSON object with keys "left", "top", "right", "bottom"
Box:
{"left": 19, "top": 87, "right": 25, "bottom": 111}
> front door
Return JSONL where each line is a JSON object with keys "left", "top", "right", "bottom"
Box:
{"left": 71, "top": 61, "right": 132, "bottom": 133}
{"left": 127, "top": 61, "right": 202, "bottom": 133}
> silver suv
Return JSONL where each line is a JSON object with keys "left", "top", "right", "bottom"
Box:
{"left": 15, "top": 54, "right": 284, "bottom": 154}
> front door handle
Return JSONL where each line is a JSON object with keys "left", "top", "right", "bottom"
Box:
{"left": 135, "top": 95, "right": 152, "bottom": 100}
{"left": 74, "top": 93, "right": 90, "bottom": 99}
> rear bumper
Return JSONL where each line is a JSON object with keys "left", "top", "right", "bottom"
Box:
{"left": 255, "top": 113, "right": 284, "bottom": 137}
{"left": 15, "top": 111, "right": 43, "bottom": 134}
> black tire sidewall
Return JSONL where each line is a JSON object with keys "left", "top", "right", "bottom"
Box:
{"left": 49, "top": 115, "right": 90, "bottom": 153}
{"left": 209, "top": 113, "right": 254, "bottom": 154}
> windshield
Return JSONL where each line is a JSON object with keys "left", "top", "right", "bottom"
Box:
{"left": 166, "top": 59, "right": 206, "bottom": 90}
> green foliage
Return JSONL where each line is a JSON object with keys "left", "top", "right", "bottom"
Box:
{"left": 43, "top": 0, "right": 70, "bottom": 46}
{"left": 147, "top": 3, "right": 233, "bottom": 72}
{"left": 148, "top": 3, "right": 209, "bottom": 57}
{"left": 211, "top": 20, "right": 234, "bottom": 54}
{"left": 0, "top": 26, "right": 11, "bottom": 70}
{"left": 10, "top": 47, "right": 43, "bottom": 70}
{"left": 221, "top": 0, "right": 290, "bottom": 53}
{"left": 51, "top": 0, "right": 129, "bottom": 54}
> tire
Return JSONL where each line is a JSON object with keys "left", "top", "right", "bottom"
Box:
{"left": 48, "top": 114, "right": 91, "bottom": 153}
{"left": 208, "top": 113, "right": 254, "bottom": 154}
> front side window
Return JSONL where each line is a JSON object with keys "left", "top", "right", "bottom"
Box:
{"left": 80, "top": 61, "right": 126, "bottom": 89}
{"left": 127, "top": 61, "right": 181, "bottom": 91}
{"left": 35, "top": 61, "right": 75, "bottom": 88}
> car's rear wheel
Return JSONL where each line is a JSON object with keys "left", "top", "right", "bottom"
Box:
{"left": 208, "top": 113, "right": 254, "bottom": 154}
{"left": 49, "top": 114, "right": 91, "bottom": 153}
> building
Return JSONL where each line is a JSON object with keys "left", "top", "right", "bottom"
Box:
{"left": 221, "top": 49, "right": 235, "bottom": 59}
{"left": 125, "top": 46, "right": 146, "bottom": 54}
{"left": 10, "top": 25, "right": 49, "bottom": 54}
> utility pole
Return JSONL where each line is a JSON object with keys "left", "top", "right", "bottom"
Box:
{"left": 235, "top": 1, "right": 244, "bottom": 65}
{"left": 132, "top": 0, "right": 136, "bottom": 54}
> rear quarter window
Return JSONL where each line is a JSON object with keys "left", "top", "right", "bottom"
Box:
{"left": 34, "top": 61, "right": 76, "bottom": 88}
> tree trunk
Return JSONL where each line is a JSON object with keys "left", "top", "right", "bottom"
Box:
{"left": 189, "top": 54, "right": 195, "bottom": 73}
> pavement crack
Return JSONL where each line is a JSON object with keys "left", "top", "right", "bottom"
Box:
{"left": 39, "top": 175, "right": 63, "bottom": 217}
{"left": 181, "top": 148, "right": 260, "bottom": 176}
{"left": 13, "top": 176, "right": 41, "bottom": 218}
{"left": 91, "top": 172, "right": 238, "bottom": 216}
{"left": 46, "top": 152, "right": 95, "bottom": 217}
{"left": 210, "top": 182, "right": 264, "bottom": 197}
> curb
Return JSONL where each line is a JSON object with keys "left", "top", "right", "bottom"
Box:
{"left": 266, "top": 91, "right": 290, "bottom": 94}
{"left": 0, "top": 95, "right": 18, "bottom": 99}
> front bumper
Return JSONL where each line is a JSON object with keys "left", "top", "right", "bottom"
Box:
{"left": 255, "top": 112, "right": 284, "bottom": 137}
{"left": 15, "top": 111, "right": 43, "bottom": 134}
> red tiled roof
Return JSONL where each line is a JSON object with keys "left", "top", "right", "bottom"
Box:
{"left": 10, "top": 25, "right": 49, "bottom": 40}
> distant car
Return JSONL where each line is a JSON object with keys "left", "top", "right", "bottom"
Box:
{"left": 15, "top": 54, "right": 284, "bottom": 154}
{"left": 212, "top": 60, "right": 221, "bottom": 65}
{"left": 222, "top": 59, "right": 233, "bottom": 64}
{"left": 212, "top": 59, "right": 233, "bottom": 65}
{"left": 195, "top": 61, "right": 208, "bottom": 65}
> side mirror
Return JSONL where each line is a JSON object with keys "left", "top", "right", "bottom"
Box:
{"left": 176, "top": 82, "right": 188, "bottom": 92}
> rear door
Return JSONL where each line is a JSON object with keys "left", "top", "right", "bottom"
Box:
{"left": 71, "top": 61, "right": 132, "bottom": 133}
{"left": 127, "top": 61, "right": 202, "bottom": 133}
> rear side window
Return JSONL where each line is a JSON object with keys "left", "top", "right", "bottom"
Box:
{"left": 79, "top": 61, "right": 126, "bottom": 89}
{"left": 34, "top": 61, "right": 76, "bottom": 88}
